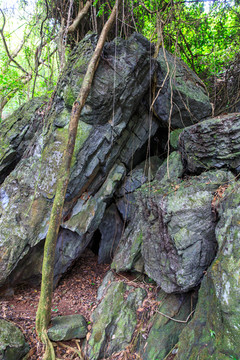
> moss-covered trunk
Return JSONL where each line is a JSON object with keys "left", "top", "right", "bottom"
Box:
{"left": 35, "top": 1, "right": 121, "bottom": 359}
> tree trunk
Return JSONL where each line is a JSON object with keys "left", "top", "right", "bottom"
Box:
{"left": 35, "top": 1, "right": 121, "bottom": 359}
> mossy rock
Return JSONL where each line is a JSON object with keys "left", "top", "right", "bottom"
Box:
{"left": 86, "top": 281, "right": 146, "bottom": 359}
{"left": 0, "top": 319, "right": 29, "bottom": 360}
{"left": 48, "top": 314, "right": 87, "bottom": 341}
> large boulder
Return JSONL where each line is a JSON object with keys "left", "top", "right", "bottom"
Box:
{"left": 177, "top": 181, "right": 240, "bottom": 359}
{"left": 139, "top": 168, "right": 233, "bottom": 293}
{"left": 179, "top": 113, "right": 240, "bottom": 174}
{"left": 153, "top": 48, "right": 212, "bottom": 129}
{"left": 0, "top": 319, "right": 29, "bottom": 360}
{"left": 0, "top": 33, "right": 158, "bottom": 289}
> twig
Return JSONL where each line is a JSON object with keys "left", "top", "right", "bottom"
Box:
{"left": 156, "top": 309, "right": 195, "bottom": 323}
{"left": 56, "top": 342, "right": 84, "bottom": 359}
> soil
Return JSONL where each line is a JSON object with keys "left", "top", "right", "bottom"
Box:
{"left": 0, "top": 249, "right": 109, "bottom": 359}
{"left": 0, "top": 249, "right": 178, "bottom": 360}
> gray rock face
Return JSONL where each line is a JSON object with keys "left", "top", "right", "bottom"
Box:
{"left": 140, "top": 169, "right": 233, "bottom": 293}
{"left": 112, "top": 152, "right": 183, "bottom": 274}
{"left": 47, "top": 314, "right": 87, "bottom": 341}
{"left": 116, "top": 156, "right": 162, "bottom": 221}
{"left": 141, "top": 290, "right": 195, "bottom": 360}
{"left": 179, "top": 113, "right": 240, "bottom": 174}
{"left": 98, "top": 204, "right": 123, "bottom": 264}
{"left": 175, "top": 182, "right": 240, "bottom": 359}
{"left": 0, "top": 96, "right": 47, "bottom": 184}
{"left": 0, "top": 319, "right": 29, "bottom": 360}
{"left": 111, "top": 210, "right": 144, "bottom": 273}
{"left": 86, "top": 281, "right": 146, "bottom": 360}
{"left": 153, "top": 48, "right": 212, "bottom": 129}
{"left": 0, "top": 33, "right": 158, "bottom": 289}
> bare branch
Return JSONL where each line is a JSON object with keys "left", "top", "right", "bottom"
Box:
{"left": 0, "top": 9, "right": 30, "bottom": 75}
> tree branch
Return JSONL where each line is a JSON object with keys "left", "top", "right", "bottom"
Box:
{"left": 0, "top": 9, "right": 30, "bottom": 75}
{"left": 68, "top": 0, "right": 92, "bottom": 33}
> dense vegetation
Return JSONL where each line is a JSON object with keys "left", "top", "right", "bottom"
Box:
{"left": 0, "top": 0, "right": 240, "bottom": 118}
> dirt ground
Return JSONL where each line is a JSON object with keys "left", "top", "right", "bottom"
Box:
{"left": 0, "top": 249, "right": 177, "bottom": 360}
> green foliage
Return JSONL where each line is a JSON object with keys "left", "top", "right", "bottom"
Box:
{"left": 0, "top": 0, "right": 239, "bottom": 116}
{"left": 0, "top": 0, "right": 59, "bottom": 116}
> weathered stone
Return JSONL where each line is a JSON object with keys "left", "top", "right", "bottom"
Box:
{"left": 58, "top": 33, "right": 155, "bottom": 125}
{"left": 53, "top": 228, "right": 88, "bottom": 286}
{"left": 116, "top": 156, "right": 162, "bottom": 221}
{"left": 111, "top": 213, "right": 144, "bottom": 273}
{"left": 179, "top": 113, "right": 240, "bottom": 174}
{"left": 177, "top": 275, "right": 225, "bottom": 360}
{"left": 153, "top": 48, "right": 212, "bottom": 129}
{"left": 87, "top": 281, "right": 146, "bottom": 359}
{"left": 0, "top": 319, "right": 29, "bottom": 360}
{"left": 0, "top": 96, "right": 48, "bottom": 184}
{"left": 154, "top": 151, "right": 184, "bottom": 183}
{"left": 0, "top": 32, "right": 158, "bottom": 289}
{"left": 140, "top": 290, "right": 196, "bottom": 360}
{"left": 47, "top": 314, "right": 87, "bottom": 341}
{"left": 139, "top": 170, "right": 233, "bottom": 293}
{"left": 97, "top": 270, "right": 115, "bottom": 301}
{"left": 116, "top": 156, "right": 162, "bottom": 197}
{"left": 98, "top": 204, "right": 123, "bottom": 264}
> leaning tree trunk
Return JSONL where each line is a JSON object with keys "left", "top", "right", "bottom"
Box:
{"left": 35, "top": 1, "right": 121, "bottom": 359}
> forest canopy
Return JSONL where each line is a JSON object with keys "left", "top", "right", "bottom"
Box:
{"left": 0, "top": 0, "right": 240, "bottom": 118}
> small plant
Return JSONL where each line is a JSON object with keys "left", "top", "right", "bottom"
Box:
{"left": 209, "top": 329, "right": 216, "bottom": 338}
{"left": 52, "top": 307, "right": 59, "bottom": 313}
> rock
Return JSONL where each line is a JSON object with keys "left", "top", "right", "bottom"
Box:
{"left": 47, "top": 314, "right": 87, "bottom": 341}
{"left": 53, "top": 228, "right": 87, "bottom": 286}
{"left": 59, "top": 33, "right": 155, "bottom": 125}
{"left": 177, "top": 275, "right": 225, "bottom": 359}
{"left": 170, "top": 129, "right": 184, "bottom": 150}
{"left": 112, "top": 152, "right": 183, "bottom": 274}
{"left": 98, "top": 204, "right": 123, "bottom": 264}
{"left": 116, "top": 156, "right": 162, "bottom": 221}
{"left": 153, "top": 48, "right": 212, "bottom": 129}
{"left": 178, "top": 181, "right": 240, "bottom": 358}
{"left": 179, "top": 113, "right": 240, "bottom": 174}
{"left": 111, "top": 212, "right": 144, "bottom": 273}
{"left": 154, "top": 151, "right": 184, "bottom": 183}
{"left": 140, "top": 169, "right": 233, "bottom": 293}
{"left": 0, "top": 96, "right": 47, "bottom": 184}
{"left": 0, "top": 33, "right": 158, "bottom": 289}
{"left": 0, "top": 319, "right": 29, "bottom": 360}
{"left": 140, "top": 290, "right": 196, "bottom": 360}
{"left": 86, "top": 281, "right": 146, "bottom": 359}
{"left": 97, "top": 270, "right": 115, "bottom": 301}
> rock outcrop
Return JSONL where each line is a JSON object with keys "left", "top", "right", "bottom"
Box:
{"left": 0, "top": 30, "right": 239, "bottom": 360}
{"left": 177, "top": 181, "right": 240, "bottom": 359}
{"left": 0, "top": 33, "right": 158, "bottom": 288}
